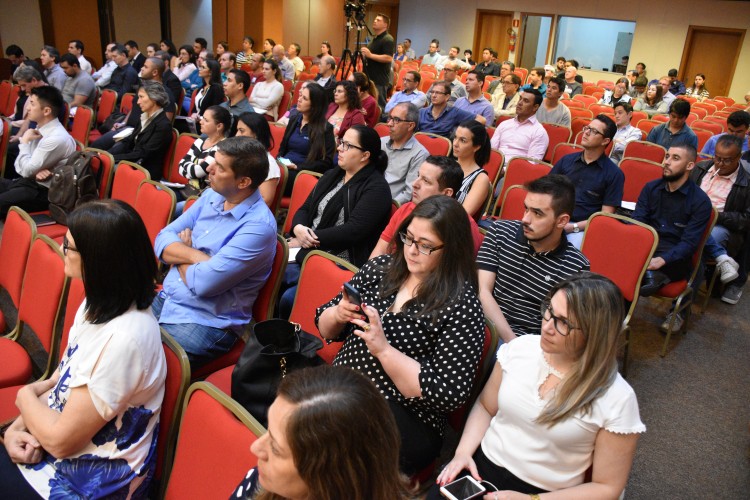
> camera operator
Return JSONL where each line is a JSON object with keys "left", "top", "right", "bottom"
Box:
{"left": 360, "top": 12, "right": 395, "bottom": 110}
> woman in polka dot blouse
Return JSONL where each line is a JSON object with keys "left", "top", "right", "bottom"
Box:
{"left": 316, "top": 196, "right": 485, "bottom": 475}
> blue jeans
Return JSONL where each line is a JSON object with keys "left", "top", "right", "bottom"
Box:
{"left": 702, "top": 224, "right": 747, "bottom": 287}
{"left": 151, "top": 292, "right": 238, "bottom": 368}
{"left": 278, "top": 263, "right": 301, "bottom": 320}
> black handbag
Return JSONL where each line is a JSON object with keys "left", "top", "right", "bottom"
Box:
{"left": 231, "top": 319, "right": 325, "bottom": 427}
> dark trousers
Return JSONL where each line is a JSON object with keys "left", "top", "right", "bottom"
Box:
{"left": 0, "top": 443, "right": 43, "bottom": 499}
{"left": 375, "top": 83, "right": 390, "bottom": 111}
{"left": 389, "top": 400, "right": 442, "bottom": 475}
{"left": 0, "top": 178, "right": 49, "bottom": 219}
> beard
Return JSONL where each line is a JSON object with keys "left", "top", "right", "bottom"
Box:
{"left": 662, "top": 170, "right": 684, "bottom": 183}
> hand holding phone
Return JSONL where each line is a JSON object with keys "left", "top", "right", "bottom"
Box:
{"left": 439, "top": 476, "right": 486, "bottom": 500}
{"left": 343, "top": 282, "right": 363, "bottom": 307}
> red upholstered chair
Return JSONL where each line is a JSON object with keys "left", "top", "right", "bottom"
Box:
{"left": 588, "top": 104, "right": 615, "bottom": 116}
{"left": 704, "top": 99, "right": 726, "bottom": 111}
{"left": 562, "top": 99, "right": 586, "bottom": 109}
{"left": 693, "top": 102, "right": 717, "bottom": 116}
{"left": 69, "top": 105, "right": 95, "bottom": 147}
{"left": 0, "top": 117, "right": 11, "bottom": 179}
{"left": 134, "top": 180, "right": 176, "bottom": 246}
{"left": 269, "top": 123, "right": 285, "bottom": 158}
{"left": 282, "top": 170, "right": 322, "bottom": 234}
{"left": 651, "top": 114, "right": 669, "bottom": 123}
{"left": 713, "top": 96, "right": 735, "bottom": 107}
{"left": 414, "top": 132, "right": 452, "bottom": 156}
{"left": 636, "top": 119, "right": 662, "bottom": 136}
{"left": 495, "top": 157, "right": 552, "bottom": 216}
{"left": 0, "top": 81, "right": 11, "bottom": 117}
{"left": 551, "top": 142, "right": 584, "bottom": 165}
{"left": 571, "top": 117, "right": 592, "bottom": 138}
{"left": 160, "top": 128, "right": 179, "bottom": 181}
{"left": 620, "top": 158, "right": 664, "bottom": 204}
{"left": 374, "top": 122, "right": 390, "bottom": 138}
{"left": 572, "top": 94, "right": 596, "bottom": 107}
{"left": 0, "top": 236, "right": 69, "bottom": 389}
{"left": 690, "top": 106, "right": 707, "bottom": 119}
{"left": 686, "top": 112, "right": 699, "bottom": 126}
{"left": 85, "top": 148, "right": 116, "bottom": 199}
{"left": 162, "top": 382, "right": 265, "bottom": 500}
{"left": 580, "top": 213, "right": 658, "bottom": 375}
{"left": 120, "top": 92, "right": 136, "bottom": 114}
{"left": 268, "top": 161, "right": 288, "bottom": 217}
{"left": 166, "top": 133, "right": 199, "bottom": 184}
{"left": 583, "top": 85, "right": 604, "bottom": 97}
{"left": 567, "top": 107, "right": 593, "bottom": 121}
{"left": 630, "top": 111, "right": 648, "bottom": 126}
{"left": 623, "top": 140, "right": 667, "bottom": 164}
{"left": 483, "top": 149, "right": 504, "bottom": 194}
{"left": 183, "top": 196, "right": 199, "bottom": 212}
{"left": 0, "top": 207, "right": 37, "bottom": 334}
{"left": 692, "top": 128, "right": 713, "bottom": 152}
{"left": 541, "top": 123, "right": 572, "bottom": 163}
{"left": 572, "top": 131, "right": 614, "bottom": 156}
{"left": 692, "top": 120, "right": 723, "bottom": 136}
{"left": 497, "top": 185, "right": 528, "bottom": 221}
{"left": 111, "top": 161, "right": 151, "bottom": 207}
{"left": 95, "top": 89, "right": 118, "bottom": 126}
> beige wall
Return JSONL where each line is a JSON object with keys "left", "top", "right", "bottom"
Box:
{"left": 398, "top": 0, "right": 750, "bottom": 101}
{"left": 0, "top": 0, "right": 44, "bottom": 57}
{"left": 283, "top": 0, "right": 345, "bottom": 57}
{"left": 112, "top": 0, "right": 161, "bottom": 50}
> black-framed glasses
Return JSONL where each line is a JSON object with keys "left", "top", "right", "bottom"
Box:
{"left": 433, "top": 90, "right": 451, "bottom": 96}
{"left": 714, "top": 153, "right": 740, "bottom": 165}
{"left": 399, "top": 232, "right": 444, "bottom": 255}
{"left": 582, "top": 125, "right": 604, "bottom": 137}
{"left": 386, "top": 116, "right": 413, "bottom": 125}
{"left": 62, "top": 236, "right": 79, "bottom": 256}
{"left": 338, "top": 141, "right": 365, "bottom": 152}
{"left": 540, "top": 301, "right": 580, "bottom": 336}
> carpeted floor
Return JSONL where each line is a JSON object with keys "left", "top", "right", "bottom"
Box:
{"left": 1, "top": 221, "right": 748, "bottom": 497}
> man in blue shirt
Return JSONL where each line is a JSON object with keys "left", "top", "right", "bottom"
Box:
{"left": 668, "top": 69, "right": 686, "bottom": 96}
{"left": 646, "top": 99, "right": 698, "bottom": 150}
{"left": 453, "top": 70, "right": 494, "bottom": 126}
{"left": 632, "top": 143, "right": 712, "bottom": 331}
{"left": 701, "top": 110, "right": 750, "bottom": 156}
{"left": 153, "top": 137, "right": 277, "bottom": 368}
{"left": 384, "top": 70, "right": 426, "bottom": 114}
{"left": 418, "top": 81, "right": 478, "bottom": 138}
{"left": 551, "top": 114, "right": 624, "bottom": 248}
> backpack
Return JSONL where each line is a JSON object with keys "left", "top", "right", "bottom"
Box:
{"left": 48, "top": 151, "right": 99, "bottom": 225}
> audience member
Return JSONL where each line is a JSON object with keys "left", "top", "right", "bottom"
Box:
{"left": 40, "top": 45, "right": 66, "bottom": 91}
{"left": 634, "top": 82, "right": 668, "bottom": 117}
{"left": 490, "top": 89, "right": 549, "bottom": 162}
{"left": 610, "top": 101, "right": 644, "bottom": 165}
{"left": 235, "top": 112, "right": 282, "bottom": 207}
{"left": 535, "top": 77, "right": 571, "bottom": 127}
{"left": 646, "top": 99, "right": 698, "bottom": 150}
{"left": 104, "top": 43, "right": 139, "bottom": 102}
{"left": 262, "top": 38, "right": 276, "bottom": 59}
{"left": 221, "top": 69, "right": 254, "bottom": 122}
{"left": 174, "top": 44, "right": 197, "bottom": 81}
{"left": 487, "top": 61, "right": 515, "bottom": 94}
{"left": 59, "top": 53, "right": 96, "bottom": 109}
{"left": 287, "top": 42, "right": 305, "bottom": 78}
{"left": 384, "top": 70, "right": 426, "bottom": 114}
{"left": 153, "top": 136, "right": 277, "bottom": 368}
{"left": 155, "top": 50, "right": 183, "bottom": 105}
{"left": 475, "top": 47, "right": 500, "bottom": 76}
{"left": 177, "top": 105, "right": 231, "bottom": 197}
{"left": 272, "top": 44, "right": 295, "bottom": 80}
{"left": 394, "top": 42, "right": 407, "bottom": 62}
{"left": 218, "top": 51, "right": 236, "bottom": 82}
{"left": 490, "top": 73, "right": 521, "bottom": 119}
{"left": 599, "top": 77, "right": 632, "bottom": 107}
{"left": 247, "top": 53, "right": 265, "bottom": 84}
{"left": 193, "top": 37, "right": 208, "bottom": 59}
{"left": 317, "top": 195, "right": 484, "bottom": 474}
{"left": 67, "top": 39, "right": 91, "bottom": 74}
{"left": 453, "top": 119, "right": 492, "bottom": 219}
{"left": 159, "top": 39, "right": 180, "bottom": 69}
{"left": 249, "top": 58, "right": 284, "bottom": 120}
{"left": 313, "top": 55, "right": 337, "bottom": 104}
{"left": 685, "top": 73, "right": 709, "bottom": 101}
{"left": 0, "top": 200, "right": 165, "bottom": 498}
{"left": 312, "top": 41, "right": 333, "bottom": 66}
{"left": 125, "top": 40, "right": 146, "bottom": 72}
{"left": 418, "top": 81, "right": 476, "bottom": 138}
{"left": 429, "top": 61, "right": 466, "bottom": 106}
{"left": 433, "top": 273, "right": 643, "bottom": 497}
{"left": 349, "top": 72, "right": 380, "bottom": 127}
{"left": 382, "top": 102, "right": 428, "bottom": 204}
{"left": 327, "top": 80, "right": 366, "bottom": 141}
{"left": 422, "top": 40, "right": 442, "bottom": 66}
{"left": 6, "top": 66, "right": 48, "bottom": 155}
{"left": 563, "top": 65, "right": 582, "bottom": 97}
{"left": 454, "top": 71, "right": 494, "bottom": 126}
{"left": 636, "top": 62, "right": 647, "bottom": 77}
{"left": 478, "top": 175, "right": 589, "bottom": 342}
{"left": 93, "top": 43, "right": 118, "bottom": 88}
{"left": 215, "top": 41, "right": 228, "bottom": 56}
{"left": 361, "top": 14, "right": 395, "bottom": 110}
{"left": 632, "top": 144, "right": 711, "bottom": 332}
{"left": 235, "top": 36, "right": 254, "bottom": 68}
{"left": 630, "top": 76, "right": 648, "bottom": 99}
{"left": 5, "top": 44, "right": 28, "bottom": 72}
{"left": 437, "top": 46, "right": 470, "bottom": 71}
{"left": 658, "top": 76, "right": 677, "bottom": 107}
{"left": 701, "top": 110, "right": 750, "bottom": 156}
{"left": 668, "top": 69, "right": 686, "bottom": 96}
{"left": 521, "top": 67, "right": 547, "bottom": 96}
{"left": 551, "top": 115, "right": 624, "bottom": 248}
{"left": 403, "top": 38, "right": 415, "bottom": 60}
{"left": 462, "top": 49, "right": 476, "bottom": 67}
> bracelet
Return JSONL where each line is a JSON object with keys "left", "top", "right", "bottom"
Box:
{"left": 529, "top": 495, "right": 541, "bottom": 500}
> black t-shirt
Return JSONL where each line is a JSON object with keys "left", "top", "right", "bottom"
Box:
{"left": 365, "top": 31, "right": 395, "bottom": 86}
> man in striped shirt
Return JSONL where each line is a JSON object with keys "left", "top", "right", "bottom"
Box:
{"left": 477, "top": 175, "right": 590, "bottom": 343}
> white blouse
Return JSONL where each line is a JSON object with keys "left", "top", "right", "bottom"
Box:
{"left": 481, "top": 335, "right": 645, "bottom": 491}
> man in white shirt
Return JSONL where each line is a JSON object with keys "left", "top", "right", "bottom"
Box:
{"left": 609, "top": 102, "right": 644, "bottom": 164}
{"left": 421, "top": 40, "right": 442, "bottom": 66}
{"left": 436, "top": 46, "right": 470, "bottom": 71}
{"left": 313, "top": 56, "right": 337, "bottom": 104}
{"left": 67, "top": 39, "right": 92, "bottom": 74}
{"left": 93, "top": 43, "right": 118, "bottom": 88}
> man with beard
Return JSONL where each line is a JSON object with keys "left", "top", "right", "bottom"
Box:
{"left": 477, "top": 175, "right": 590, "bottom": 343}
{"left": 633, "top": 144, "right": 712, "bottom": 331}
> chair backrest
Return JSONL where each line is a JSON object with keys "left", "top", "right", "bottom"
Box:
{"left": 551, "top": 142, "right": 584, "bottom": 165}
{"left": 692, "top": 120, "right": 722, "bottom": 136}
{"left": 580, "top": 213, "right": 658, "bottom": 322}
{"left": 184, "top": 196, "right": 199, "bottom": 212}
{"left": 620, "top": 158, "right": 664, "bottom": 203}
{"left": 269, "top": 161, "right": 288, "bottom": 216}
{"left": 289, "top": 251, "right": 358, "bottom": 365}
{"left": 120, "top": 92, "right": 136, "bottom": 114}
{"left": 0, "top": 207, "right": 37, "bottom": 311}
{"left": 583, "top": 85, "right": 604, "bottom": 97}
{"left": 69, "top": 105, "right": 94, "bottom": 147}
{"left": 0, "top": 81, "right": 10, "bottom": 117}
{"left": 414, "top": 132, "right": 451, "bottom": 156}
{"left": 568, "top": 107, "right": 593, "bottom": 120}
{"left": 570, "top": 117, "right": 592, "bottom": 138}
{"left": 651, "top": 113, "right": 669, "bottom": 123}
{"left": 498, "top": 184, "right": 528, "bottom": 221}
{"left": 562, "top": 99, "right": 586, "bottom": 109}
{"left": 692, "top": 128, "right": 713, "bottom": 152}
{"left": 0, "top": 117, "right": 10, "bottom": 178}
{"left": 497, "top": 156, "right": 552, "bottom": 208}
{"left": 630, "top": 111, "right": 648, "bottom": 126}
{"left": 156, "top": 331, "right": 192, "bottom": 488}
{"left": 85, "top": 148, "right": 116, "bottom": 199}
{"left": 252, "top": 235, "right": 289, "bottom": 322}
{"left": 161, "top": 128, "right": 179, "bottom": 181}
{"left": 689, "top": 106, "right": 707, "bottom": 119}
{"left": 269, "top": 123, "right": 286, "bottom": 157}
{"left": 572, "top": 94, "right": 596, "bottom": 107}
{"left": 282, "top": 170, "right": 322, "bottom": 234}
{"left": 713, "top": 96, "right": 735, "bottom": 107}
{"left": 635, "top": 119, "right": 662, "bottom": 136}
{"left": 420, "top": 76, "right": 435, "bottom": 93}
{"left": 541, "top": 123, "right": 572, "bottom": 163}
{"left": 483, "top": 149, "right": 504, "bottom": 192}
{"left": 693, "top": 102, "right": 717, "bottom": 116}
{"left": 374, "top": 122, "right": 390, "bottom": 138}
{"left": 111, "top": 161, "right": 151, "bottom": 207}
{"left": 168, "top": 133, "right": 200, "bottom": 184}
{"left": 705, "top": 99, "right": 725, "bottom": 111}
{"left": 96, "top": 89, "right": 118, "bottom": 125}
{"left": 623, "top": 140, "right": 667, "bottom": 164}
{"left": 3, "top": 84, "right": 20, "bottom": 118}
{"left": 162, "top": 382, "right": 264, "bottom": 500}
{"left": 135, "top": 180, "right": 176, "bottom": 246}
{"left": 589, "top": 104, "right": 615, "bottom": 116}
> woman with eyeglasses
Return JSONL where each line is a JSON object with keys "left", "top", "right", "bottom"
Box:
{"left": 598, "top": 77, "right": 632, "bottom": 107}
{"left": 316, "top": 194, "right": 485, "bottom": 475}
{"left": 0, "top": 200, "right": 166, "bottom": 498}
{"left": 431, "top": 272, "right": 644, "bottom": 498}
{"left": 278, "top": 125, "right": 392, "bottom": 319}
{"left": 174, "top": 44, "right": 197, "bottom": 81}
{"left": 326, "top": 80, "right": 366, "bottom": 142}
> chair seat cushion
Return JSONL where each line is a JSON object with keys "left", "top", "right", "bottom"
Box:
{"left": 658, "top": 279, "right": 688, "bottom": 298}
{"left": 0, "top": 338, "right": 32, "bottom": 388}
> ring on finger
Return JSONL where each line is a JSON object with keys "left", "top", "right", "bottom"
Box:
{"left": 362, "top": 324, "right": 371, "bottom": 332}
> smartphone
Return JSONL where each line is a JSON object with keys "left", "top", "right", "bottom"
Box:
{"left": 343, "top": 282, "right": 363, "bottom": 307}
{"left": 278, "top": 157, "right": 293, "bottom": 166}
{"left": 440, "top": 476, "right": 486, "bottom": 500}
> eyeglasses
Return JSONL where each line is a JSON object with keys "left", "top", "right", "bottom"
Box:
{"left": 540, "top": 301, "right": 580, "bottom": 336}
{"left": 582, "top": 126, "right": 604, "bottom": 137}
{"left": 433, "top": 90, "right": 451, "bottom": 96}
{"left": 714, "top": 154, "right": 740, "bottom": 165}
{"left": 444, "top": 68, "right": 456, "bottom": 72}
{"left": 338, "top": 141, "right": 365, "bottom": 152}
{"left": 502, "top": 81, "right": 515, "bottom": 85}
{"left": 386, "top": 116, "right": 413, "bottom": 125}
{"left": 402, "top": 78, "right": 416, "bottom": 83}
{"left": 399, "top": 232, "right": 444, "bottom": 255}
{"left": 62, "top": 236, "right": 79, "bottom": 256}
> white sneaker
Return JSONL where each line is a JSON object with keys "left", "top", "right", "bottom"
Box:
{"left": 659, "top": 312, "right": 684, "bottom": 334}
{"left": 715, "top": 255, "right": 739, "bottom": 284}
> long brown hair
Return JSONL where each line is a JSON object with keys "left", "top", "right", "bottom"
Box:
{"left": 254, "top": 366, "right": 412, "bottom": 500}
{"left": 381, "top": 195, "right": 478, "bottom": 325}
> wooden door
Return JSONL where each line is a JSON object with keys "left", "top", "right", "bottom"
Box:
{"left": 474, "top": 11, "right": 513, "bottom": 64}
{"left": 679, "top": 26, "right": 745, "bottom": 98}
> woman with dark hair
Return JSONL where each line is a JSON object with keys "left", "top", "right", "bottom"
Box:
{"left": 312, "top": 41, "right": 332, "bottom": 66}
{"left": 348, "top": 72, "right": 380, "bottom": 127}
{"left": 394, "top": 43, "right": 407, "bottom": 62}
{"left": 215, "top": 41, "right": 229, "bottom": 56}
{"left": 174, "top": 44, "right": 197, "bottom": 81}
{"left": 277, "top": 83, "right": 336, "bottom": 196}
{"left": 326, "top": 80, "right": 366, "bottom": 141}
{"left": 232, "top": 365, "right": 412, "bottom": 500}
{"left": 249, "top": 59, "right": 284, "bottom": 121}
{"left": 178, "top": 105, "right": 232, "bottom": 197}
{"left": 634, "top": 83, "right": 668, "bottom": 117}
{"left": 107, "top": 80, "right": 173, "bottom": 179}
{"left": 452, "top": 120, "right": 492, "bottom": 220}
{"left": 186, "top": 58, "right": 226, "bottom": 129}
{"left": 262, "top": 38, "right": 276, "bottom": 59}
{"left": 160, "top": 39, "right": 179, "bottom": 69}
{"left": 146, "top": 43, "right": 159, "bottom": 58}
{"left": 685, "top": 73, "right": 709, "bottom": 101}
{"left": 278, "top": 124, "right": 392, "bottom": 317}
{"left": 316, "top": 194, "right": 485, "bottom": 474}
{"left": 598, "top": 77, "right": 631, "bottom": 107}
{"left": 432, "top": 272, "right": 644, "bottom": 497}
{"left": 236, "top": 112, "right": 281, "bottom": 207}
{"left": 236, "top": 36, "right": 254, "bottom": 68}
{"left": 0, "top": 200, "right": 166, "bottom": 498}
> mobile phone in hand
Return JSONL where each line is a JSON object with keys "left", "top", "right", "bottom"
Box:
{"left": 343, "top": 282, "right": 362, "bottom": 307}
{"left": 439, "top": 476, "right": 486, "bottom": 500}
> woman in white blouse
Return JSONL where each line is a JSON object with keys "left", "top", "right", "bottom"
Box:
{"left": 434, "top": 273, "right": 645, "bottom": 498}
{"left": 174, "top": 44, "right": 197, "bottom": 81}
{"left": 249, "top": 59, "right": 284, "bottom": 121}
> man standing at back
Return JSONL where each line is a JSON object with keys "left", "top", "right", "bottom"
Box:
{"left": 153, "top": 137, "right": 277, "bottom": 368}
{"left": 361, "top": 13, "right": 395, "bottom": 110}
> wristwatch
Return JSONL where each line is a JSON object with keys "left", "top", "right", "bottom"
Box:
{"left": 572, "top": 223, "right": 580, "bottom": 233}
